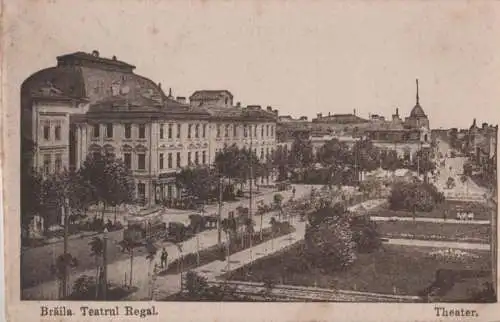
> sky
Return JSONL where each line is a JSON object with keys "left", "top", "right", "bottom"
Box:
{"left": 4, "top": 0, "right": 500, "bottom": 129}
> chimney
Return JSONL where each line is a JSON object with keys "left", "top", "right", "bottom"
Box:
{"left": 396, "top": 108, "right": 399, "bottom": 116}
{"left": 266, "top": 106, "right": 273, "bottom": 112}
{"left": 300, "top": 116, "right": 308, "bottom": 121}
{"left": 353, "top": 108, "right": 356, "bottom": 116}
{"left": 328, "top": 112, "right": 331, "bottom": 117}
{"left": 176, "top": 96, "right": 186, "bottom": 104}
{"left": 112, "top": 55, "right": 117, "bottom": 61}
{"left": 482, "top": 122, "right": 488, "bottom": 130}
{"left": 91, "top": 50, "right": 99, "bottom": 57}
{"left": 236, "top": 102, "right": 241, "bottom": 108}
{"left": 168, "top": 88, "right": 173, "bottom": 98}
{"left": 317, "top": 113, "right": 322, "bottom": 119}
{"left": 158, "top": 82, "right": 162, "bottom": 89}
{"left": 273, "top": 109, "right": 278, "bottom": 116}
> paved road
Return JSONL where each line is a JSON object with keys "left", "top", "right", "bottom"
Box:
{"left": 371, "top": 216, "right": 490, "bottom": 225}
{"left": 385, "top": 238, "right": 490, "bottom": 250}
{"left": 434, "top": 140, "right": 487, "bottom": 200}
{"left": 21, "top": 185, "right": 313, "bottom": 299}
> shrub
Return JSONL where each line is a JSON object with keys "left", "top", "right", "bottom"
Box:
{"left": 349, "top": 214, "right": 382, "bottom": 253}
{"left": 185, "top": 271, "right": 209, "bottom": 297}
{"left": 304, "top": 204, "right": 357, "bottom": 271}
{"left": 389, "top": 182, "right": 444, "bottom": 212}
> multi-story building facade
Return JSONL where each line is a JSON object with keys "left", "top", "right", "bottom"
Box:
{"left": 467, "top": 119, "right": 498, "bottom": 166}
{"left": 22, "top": 51, "right": 279, "bottom": 206}
{"left": 189, "top": 91, "right": 278, "bottom": 167}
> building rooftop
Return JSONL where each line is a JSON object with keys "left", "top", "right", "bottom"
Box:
{"left": 22, "top": 51, "right": 165, "bottom": 107}
{"left": 189, "top": 90, "right": 234, "bottom": 101}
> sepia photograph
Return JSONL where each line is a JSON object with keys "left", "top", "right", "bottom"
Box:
{"left": 2, "top": 0, "right": 500, "bottom": 321}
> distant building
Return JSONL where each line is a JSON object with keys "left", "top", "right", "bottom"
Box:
{"left": 189, "top": 90, "right": 233, "bottom": 109}
{"left": 276, "top": 115, "right": 312, "bottom": 158}
{"left": 466, "top": 119, "right": 497, "bottom": 166}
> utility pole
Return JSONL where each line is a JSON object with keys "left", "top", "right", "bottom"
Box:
{"left": 249, "top": 125, "right": 254, "bottom": 250}
{"left": 62, "top": 197, "right": 69, "bottom": 299}
{"left": 217, "top": 175, "right": 223, "bottom": 246}
{"left": 102, "top": 227, "right": 108, "bottom": 300}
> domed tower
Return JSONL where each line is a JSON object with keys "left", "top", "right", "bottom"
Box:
{"left": 405, "top": 79, "right": 430, "bottom": 129}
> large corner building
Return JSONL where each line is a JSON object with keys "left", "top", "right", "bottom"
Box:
{"left": 21, "top": 51, "right": 277, "bottom": 205}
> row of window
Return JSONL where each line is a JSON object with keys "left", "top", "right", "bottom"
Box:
{"left": 42, "top": 121, "right": 62, "bottom": 141}
{"left": 158, "top": 151, "right": 208, "bottom": 169}
{"left": 215, "top": 147, "right": 275, "bottom": 160}
{"left": 93, "top": 123, "right": 146, "bottom": 139}
{"left": 90, "top": 123, "right": 275, "bottom": 141}
{"left": 216, "top": 124, "right": 275, "bottom": 139}
{"left": 100, "top": 150, "right": 209, "bottom": 171}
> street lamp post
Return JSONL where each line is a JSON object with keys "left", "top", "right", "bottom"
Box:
{"left": 62, "top": 197, "right": 70, "bottom": 299}
{"left": 102, "top": 227, "right": 108, "bottom": 300}
{"left": 217, "top": 175, "right": 223, "bottom": 246}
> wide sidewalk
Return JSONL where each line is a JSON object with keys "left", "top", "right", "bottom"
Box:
{"left": 21, "top": 185, "right": 313, "bottom": 300}
{"left": 371, "top": 216, "right": 490, "bottom": 225}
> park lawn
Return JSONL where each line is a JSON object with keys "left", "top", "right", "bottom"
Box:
{"left": 224, "top": 243, "right": 492, "bottom": 298}
{"left": 376, "top": 221, "right": 491, "bottom": 244}
{"left": 368, "top": 200, "right": 492, "bottom": 221}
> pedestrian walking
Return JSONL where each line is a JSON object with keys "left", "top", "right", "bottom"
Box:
{"left": 160, "top": 247, "right": 168, "bottom": 269}
{"left": 292, "top": 187, "right": 296, "bottom": 198}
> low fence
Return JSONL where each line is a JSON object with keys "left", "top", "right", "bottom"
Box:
{"left": 198, "top": 280, "right": 423, "bottom": 302}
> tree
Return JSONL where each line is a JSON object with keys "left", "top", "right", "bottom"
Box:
{"left": 349, "top": 214, "right": 382, "bottom": 253}
{"left": 20, "top": 169, "right": 43, "bottom": 238}
{"left": 176, "top": 166, "right": 217, "bottom": 204}
{"left": 351, "top": 139, "right": 380, "bottom": 181}
{"left": 214, "top": 144, "right": 240, "bottom": 191}
{"left": 51, "top": 253, "right": 78, "bottom": 299}
{"left": 79, "top": 152, "right": 135, "bottom": 220}
{"left": 389, "top": 182, "right": 444, "bottom": 212}
{"left": 316, "top": 138, "right": 350, "bottom": 168}
{"left": 288, "top": 136, "right": 314, "bottom": 171}
{"left": 463, "top": 162, "right": 473, "bottom": 177}
{"left": 410, "top": 150, "right": 436, "bottom": 182}
{"left": 89, "top": 237, "right": 104, "bottom": 298}
{"left": 380, "top": 149, "right": 401, "bottom": 172}
{"left": 304, "top": 203, "right": 356, "bottom": 271}
{"left": 272, "top": 146, "right": 289, "bottom": 181}
{"left": 273, "top": 193, "right": 284, "bottom": 220}
{"left": 446, "top": 177, "right": 456, "bottom": 189}
{"left": 145, "top": 240, "right": 158, "bottom": 299}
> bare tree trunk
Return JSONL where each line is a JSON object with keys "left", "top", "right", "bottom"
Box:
{"left": 102, "top": 202, "right": 106, "bottom": 222}
{"left": 129, "top": 248, "right": 134, "bottom": 287}
{"left": 95, "top": 258, "right": 100, "bottom": 299}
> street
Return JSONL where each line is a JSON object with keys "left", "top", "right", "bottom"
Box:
{"left": 21, "top": 184, "right": 313, "bottom": 298}
{"left": 434, "top": 139, "right": 487, "bottom": 200}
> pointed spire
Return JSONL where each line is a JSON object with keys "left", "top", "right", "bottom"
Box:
{"left": 416, "top": 78, "right": 420, "bottom": 105}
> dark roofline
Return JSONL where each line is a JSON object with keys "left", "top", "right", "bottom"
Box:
{"left": 30, "top": 94, "right": 89, "bottom": 103}
{"left": 56, "top": 51, "right": 136, "bottom": 70}
{"left": 189, "top": 90, "right": 234, "bottom": 99}
{"left": 81, "top": 109, "right": 211, "bottom": 122}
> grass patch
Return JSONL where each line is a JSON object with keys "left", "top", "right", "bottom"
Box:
{"left": 369, "top": 200, "right": 492, "bottom": 221}
{"left": 224, "top": 243, "right": 492, "bottom": 300}
{"left": 159, "top": 223, "right": 295, "bottom": 276}
{"left": 376, "top": 221, "right": 490, "bottom": 243}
